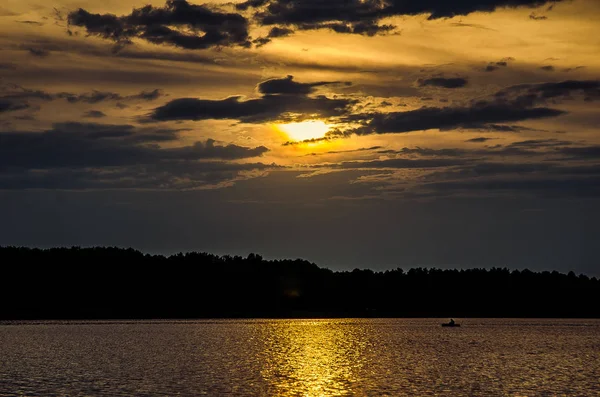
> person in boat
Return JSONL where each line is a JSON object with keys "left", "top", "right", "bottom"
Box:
{"left": 449, "top": 318, "right": 455, "bottom": 325}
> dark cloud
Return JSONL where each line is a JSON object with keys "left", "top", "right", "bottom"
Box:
{"left": 557, "top": 146, "right": 600, "bottom": 160}
{"left": 465, "top": 137, "right": 494, "bottom": 143}
{"left": 83, "top": 110, "right": 107, "bottom": 118}
{"left": 59, "top": 89, "right": 165, "bottom": 104}
{"left": 257, "top": 75, "right": 348, "bottom": 95}
{"left": 377, "top": 144, "right": 548, "bottom": 158}
{"left": 540, "top": 65, "right": 555, "bottom": 71}
{"left": 418, "top": 77, "right": 468, "bottom": 89}
{"left": 529, "top": 13, "right": 548, "bottom": 20}
{"left": 0, "top": 99, "right": 30, "bottom": 113}
{"left": 68, "top": 0, "right": 251, "bottom": 50}
{"left": 253, "top": 26, "right": 295, "bottom": 46}
{"left": 303, "top": 146, "right": 383, "bottom": 156}
{"left": 266, "top": 26, "right": 295, "bottom": 38}
{"left": 17, "top": 20, "right": 44, "bottom": 25}
{"left": 296, "top": 20, "right": 395, "bottom": 36}
{"left": 564, "top": 66, "right": 585, "bottom": 73}
{"left": 335, "top": 157, "right": 468, "bottom": 170}
{"left": 507, "top": 139, "right": 571, "bottom": 148}
{"left": 150, "top": 95, "right": 352, "bottom": 123}
{"left": 239, "top": 0, "right": 562, "bottom": 38}
{"left": 0, "top": 85, "right": 165, "bottom": 114}
{"left": 378, "top": 147, "right": 470, "bottom": 157}
{"left": 484, "top": 57, "right": 514, "bottom": 72}
{"left": 0, "top": 123, "right": 272, "bottom": 190}
{"left": 27, "top": 48, "right": 50, "bottom": 57}
{"left": 0, "top": 161, "right": 276, "bottom": 190}
{"left": 282, "top": 137, "right": 333, "bottom": 146}
{"left": 334, "top": 79, "right": 599, "bottom": 137}
{"left": 450, "top": 22, "right": 495, "bottom": 30}
{"left": 150, "top": 76, "right": 354, "bottom": 123}
{"left": 495, "top": 80, "right": 600, "bottom": 106}
{"left": 340, "top": 104, "right": 564, "bottom": 136}
{"left": 471, "top": 124, "right": 533, "bottom": 133}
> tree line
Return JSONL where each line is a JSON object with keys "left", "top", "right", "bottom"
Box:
{"left": 1, "top": 247, "right": 598, "bottom": 319}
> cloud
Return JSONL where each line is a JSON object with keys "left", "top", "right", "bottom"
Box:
{"left": 334, "top": 157, "right": 469, "bottom": 170}
{"left": 0, "top": 99, "right": 30, "bottom": 113}
{"left": 239, "top": 0, "right": 562, "bottom": 39}
{"left": 68, "top": 0, "right": 251, "bottom": 51}
{"left": 253, "top": 26, "right": 295, "bottom": 46}
{"left": 17, "top": 20, "right": 44, "bottom": 26}
{"left": 418, "top": 77, "right": 468, "bottom": 89}
{"left": 465, "top": 137, "right": 494, "bottom": 143}
{"left": 0, "top": 85, "right": 165, "bottom": 114}
{"left": 83, "top": 110, "right": 107, "bottom": 118}
{"left": 58, "top": 89, "right": 165, "bottom": 104}
{"left": 0, "top": 123, "right": 273, "bottom": 190}
{"left": 557, "top": 146, "right": 600, "bottom": 160}
{"left": 529, "top": 13, "right": 548, "bottom": 20}
{"left": 257, "top": 75, "right": 349, "bottom": 95}
{"left": 332, "top": 79, "right": 599, "bottom": 137}
{"left": 303, "top": 146, "right": 383, "bottom": 156}
{"left": 340, "top": 104, "right": 564, "bottom": 136}
{"left": 377, "top": 144, "right": 549, "bottom": 158}
{"left": 462, "top": 124, "right": 535, "bottom": 133}
{"left": 494, "top": 80, "right": 600, "bottom": 106}
{"left": 484, "top": 57, "right": 515, "bottom": 72}
{"left": 150, "top": 95, "right": 352, "bottom": 123}
{"left": 0, "top": 161, "right": 276, "bottom": 190}
{"left": 27, "top": 48, "right": 50, "bottom": 57}
{"left": 0, "top": 123, "right": 269, "bottom": 168}
{"left": 150, "top": 76, "right": 354, "bottom": 123}
{"left": 282, "top": 137, "right": 333, "bottom": 146}
{"left": 507, "top": 139, "right": 571, "bottom": 148}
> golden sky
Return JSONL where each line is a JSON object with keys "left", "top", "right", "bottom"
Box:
{"left": 1, "top": 0, "right": 599, "bottom": 271}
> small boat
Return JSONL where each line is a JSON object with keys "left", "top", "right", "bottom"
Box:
{"left": 441, "top": 319, "right": 460, "bottom": 327}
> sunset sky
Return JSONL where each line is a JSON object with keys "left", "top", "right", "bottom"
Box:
{"left": 1, "top": 0, "right": 599, "bottom": 274}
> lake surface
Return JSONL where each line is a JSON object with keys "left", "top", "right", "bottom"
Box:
{"left": 0, "top": 319, "right": 598, "bottom": 396}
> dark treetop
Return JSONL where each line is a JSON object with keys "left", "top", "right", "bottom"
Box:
{"left": 1, "top": 247, "right": 598, "bottom": 320}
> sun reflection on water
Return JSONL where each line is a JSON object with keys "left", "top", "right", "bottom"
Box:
{"left": 261, "top": 320, "right": 367, "bottom": 396}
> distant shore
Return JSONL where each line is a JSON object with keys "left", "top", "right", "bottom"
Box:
{"left": 2, "top": 247, "right": 599, "bottom": 320}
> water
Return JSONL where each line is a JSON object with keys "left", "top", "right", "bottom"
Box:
{"left": 0, "top": 319, "right": 598, "bottom": 396}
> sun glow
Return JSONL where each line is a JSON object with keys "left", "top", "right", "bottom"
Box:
{"left": 277, "top": 120, "right": 330, "bottom": 141}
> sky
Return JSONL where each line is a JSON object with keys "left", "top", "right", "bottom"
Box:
{"left": 1, "top": 0, "right": 599, "bottom": 275}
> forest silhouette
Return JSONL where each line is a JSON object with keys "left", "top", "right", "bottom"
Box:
{"left": 1, "top": 247, "right": 598, "bottom": 320}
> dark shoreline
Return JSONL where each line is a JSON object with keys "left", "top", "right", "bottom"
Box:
{"left": 2, "top": 246, "right": 599, "bottom": 320}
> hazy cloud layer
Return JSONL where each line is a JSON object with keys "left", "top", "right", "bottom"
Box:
{"left": 332, "top": 80, "right": 598, "bottom": 137}
{"left": 0, "top": 122, "right": 272, "bottom": 189}
{"left": 0, "top": 85, "right": 165, "bottom": 114}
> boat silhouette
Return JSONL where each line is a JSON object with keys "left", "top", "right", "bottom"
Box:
{"left": 441, "top": 319, "right": 460, "bottom": 327}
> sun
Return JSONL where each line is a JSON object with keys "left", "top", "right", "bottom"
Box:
{"left": 277, "top": 120, "right": 330, "bottom": 141}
